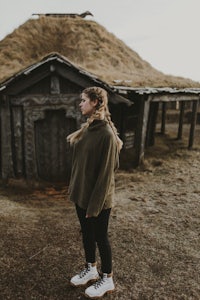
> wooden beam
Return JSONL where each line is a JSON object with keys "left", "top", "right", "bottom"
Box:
{"left": 151, "top": 94, "right": 200, "bottom": 102}
{"left": 0, "top": 95, "right": 14, "bottom": 179}
{"left": 177, "top": 101, "right": 185, "bottom": 140}
{"left": 146, "top": 102, "right": 159, "bottom": 147}
{"left": 161, "top": 102, "right": 167, "bottom": 134}
{"left": 134, "top": 95, "right": 150, "bottom": 165}
{"left": 188, "top": 100, "right": 199, "bottom": 149}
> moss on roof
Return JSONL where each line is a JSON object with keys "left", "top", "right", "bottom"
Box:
{"left": 0, "top": 16, "right": 199, "bottom": 88}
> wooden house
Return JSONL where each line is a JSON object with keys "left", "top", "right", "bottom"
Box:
{"left": 0, "top": 53, "right": 130, "bottom": 182}
{"left": 0, "top": 16, "right": 200, "bottom": 183}
{"left": 114, "top": 86, "right": 200, "bottom": 168}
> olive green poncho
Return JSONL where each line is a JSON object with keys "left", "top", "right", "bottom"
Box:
{"left": 69, "top": 120, "right": 119, "bottom": 217}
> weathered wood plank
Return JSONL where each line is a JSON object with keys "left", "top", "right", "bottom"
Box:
{"left": 11, "top": 106, "right": 24, "bottom": 176}
{"left": 151, "top": 94, "right": 200, "bottom": 102}
{"left": 0, "top": 95, "right": 14, "bottom": 179}
{"left": 188, "top": 100, "right": 199, "bottom": 149}
{"left": 134, "top": 95, "right": 150, "bottom": 165}
{"left": 177, "top": 101, "right": 185, "bottom": 140}
{"left": 161, "top": 102, "right": 167, "bottom": 134}
{"left": 146, "top": 102, "right": 159, "bottom": 147}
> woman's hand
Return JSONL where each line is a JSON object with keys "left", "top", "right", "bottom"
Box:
{"left": 86, "top": 215, "right": 91, "bottom": 218}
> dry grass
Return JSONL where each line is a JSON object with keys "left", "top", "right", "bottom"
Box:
{"left": 0, "top": 17, "right": 200, "bottom": 88}
{"left": 1, "top": 123, "right": 200, "bottom": 299}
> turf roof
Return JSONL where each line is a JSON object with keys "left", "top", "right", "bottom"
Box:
{"left": 0, "top": 16, "right": 199, "bottom": 88}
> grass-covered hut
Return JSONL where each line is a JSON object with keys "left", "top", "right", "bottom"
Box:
{"left": 0, "top": 15, "right": 200, "bottom": 182}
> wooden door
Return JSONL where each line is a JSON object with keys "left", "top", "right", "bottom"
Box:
{"left": 35, "top": 109, "right": 76, "bottom": 182}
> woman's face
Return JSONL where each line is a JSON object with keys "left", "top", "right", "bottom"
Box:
{"left": 79, "top": 93, "right": 97, "bottom": 116}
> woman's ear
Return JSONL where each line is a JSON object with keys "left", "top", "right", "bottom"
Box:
{"left": 92, "top": 99, "right": 98, "bottom": 108}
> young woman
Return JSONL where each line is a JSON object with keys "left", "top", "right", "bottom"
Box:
{"left": 67, "top": 86, "right": 123, "bottom": 299}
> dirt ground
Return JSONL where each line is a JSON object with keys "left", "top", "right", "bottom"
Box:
{"left": 0, "top": 124, "right": 200, "bottom": 300}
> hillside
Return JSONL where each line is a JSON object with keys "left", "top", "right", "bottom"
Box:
{"left": 0, "top": 16, "right": 199, "bottom": 88}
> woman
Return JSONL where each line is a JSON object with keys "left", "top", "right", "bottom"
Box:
{"left": 67, "top": 86, "right": 122, "bottom": 299}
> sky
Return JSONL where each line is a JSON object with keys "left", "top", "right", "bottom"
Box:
{"left": 0, "top": 0, "right": 200, "bottom": 82}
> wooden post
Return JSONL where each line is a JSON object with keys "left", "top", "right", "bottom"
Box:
{"left": 135, "top": 95, "right": 150, "bottom": 166}
{"left": 188, "top": 100, "right": 199, "bottom": 149}
{"left": 146, "top": 102, "right": 159, "bottom": 147}
{"left": 177, "top": 101, "right": 185, "bottom": 140}
{"left": 161, "top": 102, "right": 167, "bottom": 134}
{"left": 0, "top": 95, "right": 14, "bottom": 179}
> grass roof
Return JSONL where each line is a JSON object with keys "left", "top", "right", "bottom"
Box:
{"left": 0, "top": 16, "right": 199, "bottom": 88}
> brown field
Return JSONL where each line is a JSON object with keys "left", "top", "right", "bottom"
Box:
{"left": 0, "top": 124, "right": 200, "bottom": 300}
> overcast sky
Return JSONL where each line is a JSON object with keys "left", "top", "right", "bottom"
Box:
{"left": 0, "top": 0, "right": 200, "bottom": 82}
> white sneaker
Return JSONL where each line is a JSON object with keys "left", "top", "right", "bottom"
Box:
{"left": 70, "top": 263, "right": 99, "bottom": 287}
{"left": 84, "top": 273, "right": 115, "bottom": 298}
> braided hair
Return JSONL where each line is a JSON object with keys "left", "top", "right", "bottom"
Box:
{"left": 67, "top": 87, "right": 123, "bottom": 152}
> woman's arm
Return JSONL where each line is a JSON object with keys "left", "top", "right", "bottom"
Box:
{"left": 86, "top": 133, "right": 118, "bottom": 217}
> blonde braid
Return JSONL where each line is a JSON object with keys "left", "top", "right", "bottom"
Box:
{"left": 104, "top": 105, "right": 123, "bottom": 152}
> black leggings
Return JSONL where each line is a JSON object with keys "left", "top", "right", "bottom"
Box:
{"left": 75, "top": 204, "right": 112, "bottom": 274}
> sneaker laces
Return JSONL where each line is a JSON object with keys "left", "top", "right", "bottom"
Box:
{"left": 93, "top": 276, "right": 106, "bottom": 289}
{"left": 79, "top": 265, "right": 91, "bottom": 278}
